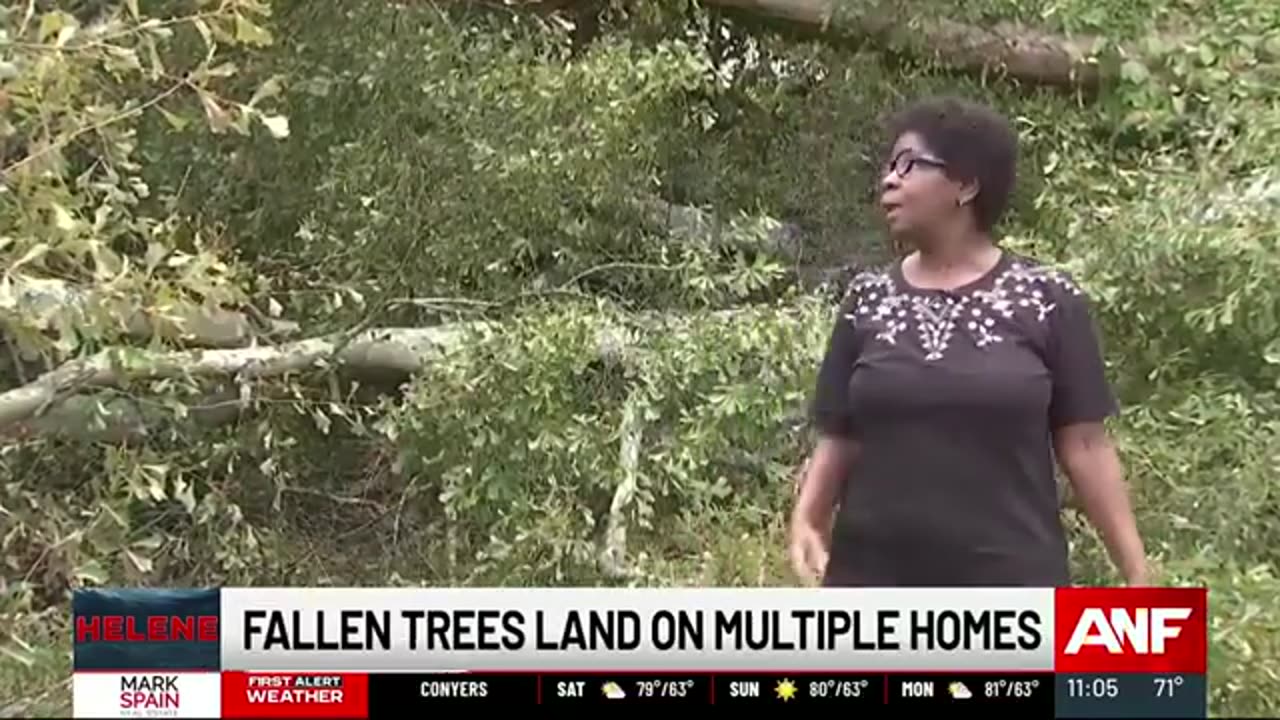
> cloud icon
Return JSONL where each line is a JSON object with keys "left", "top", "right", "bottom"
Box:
{"left": 602, "top": 682, "right": 626, "bottom": 699}
{"left": 948, "top": 682, "right": 972, "bottom": 700}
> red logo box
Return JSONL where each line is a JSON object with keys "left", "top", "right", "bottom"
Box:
{"left": 1054, "top": 587, "right": 1207, "bottom": 674}
{"left": 222, "top": 672, "right": 368, "bottom": 718}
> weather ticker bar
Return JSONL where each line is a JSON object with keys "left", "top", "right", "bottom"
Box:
{"left": 364, "top": 671, "right": 1206, "bottom": 716}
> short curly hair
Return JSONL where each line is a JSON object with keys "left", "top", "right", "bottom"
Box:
{"left": 884, "top": 96, "right": 1018, "bottom": 233}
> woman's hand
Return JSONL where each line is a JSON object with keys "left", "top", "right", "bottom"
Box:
{"left": 788, "top": 515, "right": 830, "bottom": 586}
{"left": 1124, "top": 565, "right": 1150, "bottom": 587}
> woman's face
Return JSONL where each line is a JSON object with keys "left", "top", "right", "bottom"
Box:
{"left": 878, "top": 132, "right": 967, "bottom": 239}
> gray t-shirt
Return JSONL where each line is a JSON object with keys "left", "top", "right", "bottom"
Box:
{"left": 810, "top": 252, "right": 1117, "bottom": 587}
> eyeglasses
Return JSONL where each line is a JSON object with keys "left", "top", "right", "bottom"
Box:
{"left": 884, "top": 150, "right": 946, "bottom": 177}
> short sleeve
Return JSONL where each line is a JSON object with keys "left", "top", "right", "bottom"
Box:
{"left": 1046, "top": 283, "right": 1118, "bottom": 428}
{"left": 809, "top": 292, "right": 862, "bottom": 438}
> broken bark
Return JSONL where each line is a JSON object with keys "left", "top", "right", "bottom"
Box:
{"left": 708, "top": 0, "right": 1109, "bottom": 91}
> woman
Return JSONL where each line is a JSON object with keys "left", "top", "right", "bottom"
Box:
{"left": 790, "top": 96, "right": 1149, "bottom": 587}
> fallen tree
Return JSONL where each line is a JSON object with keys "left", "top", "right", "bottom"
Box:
{"left": 1, "top": 301, "right": 1081, "bottom": 510}
{"left": 0, "top": 308, "right": 677, "bottom": 442}
{"left": 523, "top": 0, "right": 1118, "bottom": 92}
{"left": 707, "top": 0, "right": 1109, "bottom": 91}
{"left": 0, "top": 191, "right": 848, "bottom": 443}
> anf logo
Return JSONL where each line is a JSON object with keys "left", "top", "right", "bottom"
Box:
{"left": 1054, "top": 588, "right": 1207, "bottom": 674}
{"left": 1064, "top": 607, "right": 1193, "bottom": 655}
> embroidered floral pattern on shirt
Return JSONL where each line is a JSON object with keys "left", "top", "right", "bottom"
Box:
{"left": 841, "top": 261, "right": 1082, "bottom": 361}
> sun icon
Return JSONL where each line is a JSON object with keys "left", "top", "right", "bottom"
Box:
{"left": 775, "top": 678, "right": 798, "bottom": 701}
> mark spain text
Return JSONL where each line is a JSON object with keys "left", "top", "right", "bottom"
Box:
{"left": 218, "top": 588, "right": 1054, "bottom": 673}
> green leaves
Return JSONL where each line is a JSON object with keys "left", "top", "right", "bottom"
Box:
{"left": 1120, "top": 59, "right": 1150, "bottom": 84}
{"left": 386, "top": 301, "right": 825, "bottom": 584}
{"left": 37, "top": 10, "right": 78, "bottom": 47}
{"left": 234, "top": 13, "right": 274, "bottom": 46}
{"left": 1263, "top": 339, "right": 1280, "bottom": 367}
{"left": 0, "top": 0, "right": 291, "bottom": 373}
{"left": 204, "top": 4, "right": 725, "bottom": 314}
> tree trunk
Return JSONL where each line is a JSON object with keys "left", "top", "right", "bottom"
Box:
{"left": 710, "top": 0, "right": 1107, "bottom": 91}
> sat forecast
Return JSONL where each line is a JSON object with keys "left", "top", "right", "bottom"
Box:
{"left": 72, "top": 588, "right": 222, "bottom": 718}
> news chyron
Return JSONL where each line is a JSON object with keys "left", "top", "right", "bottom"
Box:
{"left": 69, "top": 586, "right": 1208, "bottom": 717}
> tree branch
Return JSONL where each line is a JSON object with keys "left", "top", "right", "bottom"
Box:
{"left": 600, "top": 386, "right": 645, "bottom": 578}
{"left": 0, "top": 325, "right": 479, "bottom": 434}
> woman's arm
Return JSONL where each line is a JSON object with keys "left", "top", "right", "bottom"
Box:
{"left": 788, "top": 435, "right": 858, "bottom": 583}
{"left": 1053, "top": 421, "right": 1148, "bottom": 585}
{"left": 793, "top": 435, "right": 858, "bottom": 528}
{"left": 794, "top": 276, "right": 864, "bottom": 583}
{"left": 1041, "top": 270, "right": 1147, "bottom": 585}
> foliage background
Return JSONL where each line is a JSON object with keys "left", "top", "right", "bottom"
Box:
{"left": 2, "top": 0, "right": 1278, "bottom": 716}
